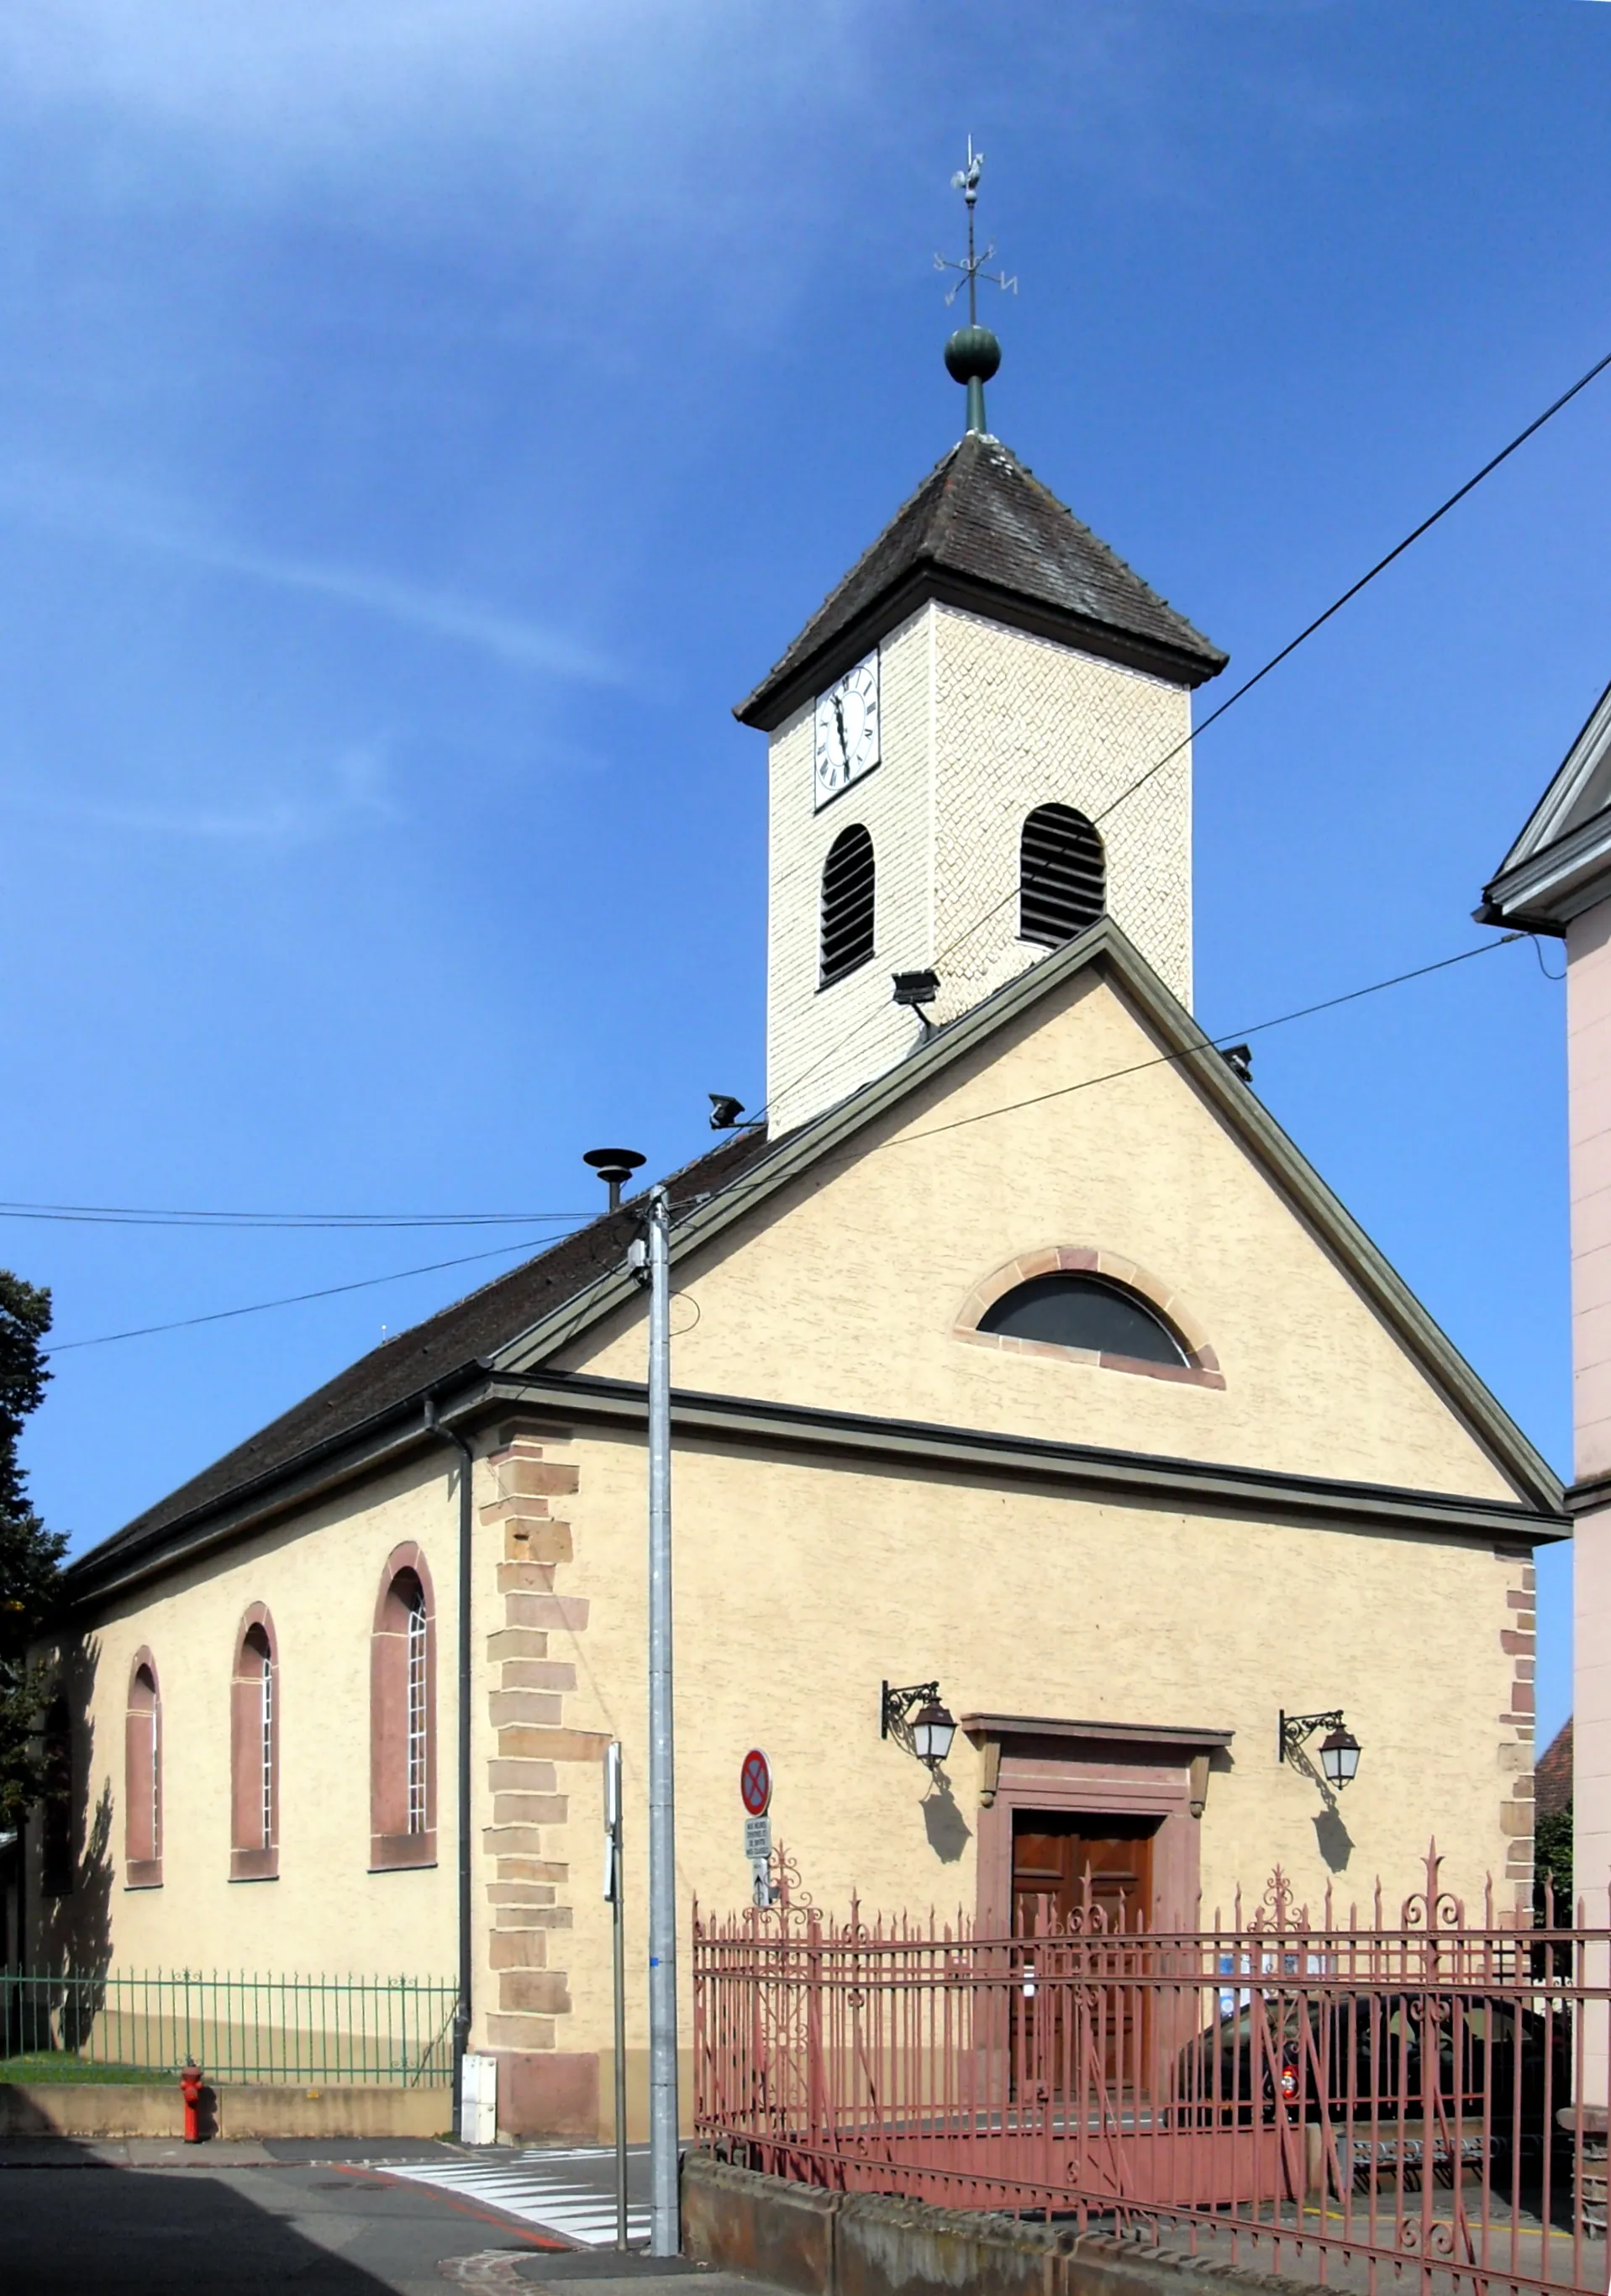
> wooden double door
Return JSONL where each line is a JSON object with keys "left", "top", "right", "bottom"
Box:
{"left": 1012, "top": 1809, "right": 1157, "bottom": 1937}
{"left": 1011, "top": 1809, "right": 1161, "bottom": 2090}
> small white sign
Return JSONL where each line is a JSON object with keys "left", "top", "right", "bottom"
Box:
{"left": 744, "top": 1814, "right": 772, "bottom": 1861}
{"left": 460, "top": 2051, "right": 498, "bottom": 2146}
{"left": 603, "top": 1741, "right": 622, "bottom": 1903}
{"left": 750, "top": 1856, "right": 774, "bottom": 1907}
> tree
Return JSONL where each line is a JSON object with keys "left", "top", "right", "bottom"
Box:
{"left": 0, "top": 1270, "right": 66, "bottom": 1826}
{"left": 1535, "top": 1800, "right": 1573, "bottom": 1925}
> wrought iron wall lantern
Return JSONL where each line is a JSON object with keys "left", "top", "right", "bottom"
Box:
{"left": 881, "top": 1680, "right": 957, "bottom": 1772}
{"left": 1279, "top": 1709, "right": 1361, "bottom": 1789}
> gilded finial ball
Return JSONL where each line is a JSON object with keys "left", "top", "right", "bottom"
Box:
{"left": 944, "top": 324, "right": 1002, "bottom": 385}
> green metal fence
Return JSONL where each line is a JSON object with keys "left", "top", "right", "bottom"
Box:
{"left": 0, "top": 1970, "right": 458, "bottom": 2086}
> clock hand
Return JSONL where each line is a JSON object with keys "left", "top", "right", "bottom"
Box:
{"left": 832, "top": 692, "right": 848, "bottom": 766}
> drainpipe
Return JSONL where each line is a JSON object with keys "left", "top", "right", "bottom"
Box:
{"left": 425, "top": 1395, "right": 474, "bottom": 2142}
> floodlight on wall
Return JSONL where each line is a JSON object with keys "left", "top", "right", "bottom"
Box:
{"left": 882, "top": 1679, "right": 957, "bottom": 1772}
{"left": 1280, "top": 1709, "right": 1361, "bottom": 1790}
{"left": 892, "top": 970, "right": 940, "bottom": 1008}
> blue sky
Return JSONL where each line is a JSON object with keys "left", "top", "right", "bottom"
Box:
{"left": 2, "top": 1, "right": 1604, "bottom": 1750}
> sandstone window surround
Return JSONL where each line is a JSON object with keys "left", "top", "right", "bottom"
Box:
{"left": 956, "top": 1246, "right": 1225, "bottom": 1390}
{"left": 124, "top": 1648, "right": 162, "bottom": 1888}
{"left": 371, "top": 1542, "right": 437, "bottom": 1872}
{"left": 229, "top": 1604, "right": 279, "bottom": 1882}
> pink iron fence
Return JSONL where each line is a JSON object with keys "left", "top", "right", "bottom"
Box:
{"left": 692, "top": 1847, "right": 1608, "bottom": 2296}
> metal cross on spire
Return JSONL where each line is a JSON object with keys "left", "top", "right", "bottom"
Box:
{"left": 934, "top": 138, "right": 1017, "bottom": 326}
{"left": 935, "top": 139, "right": 1016, "bottom": 436}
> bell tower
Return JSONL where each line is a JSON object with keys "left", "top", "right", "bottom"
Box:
{"left": 737, "top": 159, "right": 1227, "bottom": 1138}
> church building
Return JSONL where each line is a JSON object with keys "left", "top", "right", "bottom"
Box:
{"left": 33, "top": 313, "right": 1565, "bottom": 2141}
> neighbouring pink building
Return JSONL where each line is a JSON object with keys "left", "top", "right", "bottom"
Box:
{"left": 1482, "top": 678, "right": 1611, "bottom": 1958}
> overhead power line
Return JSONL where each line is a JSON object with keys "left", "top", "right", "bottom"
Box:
{"left": 879, "top": 935, "right": 1524, "bottom": 1153}
{"left": 0, "top": 1203, "right": 586, "bottom": 1231}
{"left": 750, "top": 336, "right": 1611, "bottom": 1130}
{"left": 45, "top": 931, "right": 1526, "bottom": 1357}
{"left": 1083, "top": 340, "right": 1611, "bottom": 830}
{"left": 44, "top": 1235, "right": 561, "bottom": 1355}
{"left": 16, "top": 342, "right": 1604, "bottom": 1251}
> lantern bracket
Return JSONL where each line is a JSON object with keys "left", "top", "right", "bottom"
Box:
{"left": 881, "top": 1679, "right": 956, "bottom": 1772}
{"left": 1279, "top": 1709, "right": 1345, "bottom": 1767}
{"left": 882, "top": 1680, "right": 941, "bottom": 1741}
{"left": 1280, "top": 1708, "right": 1360, "bottom": 1801}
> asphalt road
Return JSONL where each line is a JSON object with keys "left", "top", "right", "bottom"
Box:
{"left": 0, "top": 2138, "right": 750, "bottom": 2296}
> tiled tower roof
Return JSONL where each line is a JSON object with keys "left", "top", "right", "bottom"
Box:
{"left": 736, "top": 430, "right": 1226, "bottom": 729}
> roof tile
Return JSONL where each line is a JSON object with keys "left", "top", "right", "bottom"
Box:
{"left": 737, "top": 431, "right": 1226, "bottom": 725}
{"left": 76, "top": 1128, "right": 772, "bottom": 1575}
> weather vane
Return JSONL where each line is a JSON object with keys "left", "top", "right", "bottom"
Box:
{"left": 934, "top": 138, "right": 1018, "bottom": 327}
{"left": 935, "top": 138, "right": 1015, "bottom": 436}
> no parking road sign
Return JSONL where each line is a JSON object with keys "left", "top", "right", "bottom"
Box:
{"left": 740, "top": 1747, "right": 771, "bottom": 1817}
{"left": 740, "top": 1748, "right": 775, "bottom": 1905}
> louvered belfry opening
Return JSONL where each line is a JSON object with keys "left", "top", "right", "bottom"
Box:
{"left": 820, "top": 823, "right": 876, "bottom": 986}
{"left": 1019, "top": 803, "right": 1106, "bottom": 947}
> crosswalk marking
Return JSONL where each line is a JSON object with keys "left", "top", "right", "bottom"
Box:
{"left": 379, "top": 2146, "right": 650, "bottom": 2249}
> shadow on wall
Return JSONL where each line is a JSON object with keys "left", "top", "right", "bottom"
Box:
{"left": 1313, "top": 1805, "right": 1354, "bottom": 1874}
{"left": 922, "top": 1773, "right": 971, "bottom": 1866}
{"left": 35, "top": 1636, "right": 113, "bottom": 1995}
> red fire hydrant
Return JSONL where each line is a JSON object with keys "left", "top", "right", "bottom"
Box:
{"left": 179, "top": 2059, "right": 206, "bottom": 2145}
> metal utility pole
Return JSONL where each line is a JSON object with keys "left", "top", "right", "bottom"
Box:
{"left": 645, "top": 1183, "right": 679, "bottom": 2256}
{"left": 603, "top": 1740, "right": 629, "bottom": 2251}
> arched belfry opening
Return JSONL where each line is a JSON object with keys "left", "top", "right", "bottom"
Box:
{"left": 1019, "top": 803, "right": 1105, "bottom": 947}
{"left": 820, "top": 824, "right": 876, "bottom": 987}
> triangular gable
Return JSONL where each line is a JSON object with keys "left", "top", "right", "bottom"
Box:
{"left": 491, "top": 917, "right": 1560, "bottom": 1514}
{"left": 1481, "top": 673, "right": 1611, "bottom": 931}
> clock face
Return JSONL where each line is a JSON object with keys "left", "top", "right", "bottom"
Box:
{"left": 813, "top": 652, "right": 880, "bottom": 808}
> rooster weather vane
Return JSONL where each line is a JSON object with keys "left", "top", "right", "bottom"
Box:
{"left": 934, "top": 139, "right": 1016, "bottom": 435}
{"left": 934, "top": 139, "right": 1018, "bottom": 323}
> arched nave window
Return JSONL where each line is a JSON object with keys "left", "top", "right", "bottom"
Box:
{"left": 124, "top": 1651, "right": 162, "bottom": 1888}
{"left": 371, "top": 1546, "right": 437, "bottom": 1870}
{"left": 230, "top": 1606, "right": 278, "bottom": 1881}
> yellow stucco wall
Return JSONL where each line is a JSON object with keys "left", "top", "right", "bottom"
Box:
{"left": 45, "top": 1450, "right": 471, "bottom": 1986}
{"left": 45, "top": 947, "right": 1540, "bottom": 2135}
{"left": 540, "top": 1428, "right": 1527, "bottom": 2064}
{"left": 577, "top": 961, "right": 1518, "bottom": 1500}
{"left": 50, "top": 1407, "right": 1529, "bottom": 2109}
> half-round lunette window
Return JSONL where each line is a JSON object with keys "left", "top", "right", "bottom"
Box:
{"left": 978, "top": 1273, "right": 1187, "bottom": 1367}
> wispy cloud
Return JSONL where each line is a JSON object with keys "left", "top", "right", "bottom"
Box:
{"left": 2, "top": 744, "right": 398, "bottom": 846}
{"left": 0, "top": 461, "right": 616, "bottom": 681}
{"left": 152, "top": 526, "right": 617, "bottom": 682}
{"left": 0, "top": 1, "right": 886, "bottom": 330}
